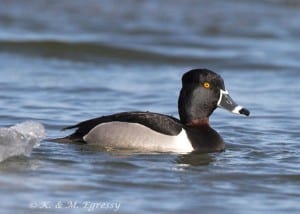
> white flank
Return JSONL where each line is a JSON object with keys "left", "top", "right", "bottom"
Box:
{"left": 83, "top": 121, "right": 193, "bottom": 153}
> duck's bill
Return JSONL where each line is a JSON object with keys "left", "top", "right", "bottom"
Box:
{"left": 217, "top": 89, "right": 250, "bottom": 116}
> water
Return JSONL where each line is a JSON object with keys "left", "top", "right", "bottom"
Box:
{"left": 1, "top": 0, "right": 300, "bottom": 213}
{"left": 0, "top": 121, "right": 45, "bottom": 162}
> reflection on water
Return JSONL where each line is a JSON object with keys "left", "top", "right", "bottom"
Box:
{"left": 176, "top": 152, "right": 215, "bottom": 166}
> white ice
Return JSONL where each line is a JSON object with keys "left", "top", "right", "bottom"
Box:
{"left": 0, "top": 121, "right": 46, "bottom": 162}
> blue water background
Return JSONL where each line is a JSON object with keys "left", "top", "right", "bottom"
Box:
{"left": 0, "top": 0, "right": 300, "bottom": 213}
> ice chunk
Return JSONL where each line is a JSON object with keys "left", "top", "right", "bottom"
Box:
{"left": 0, "top": 121, "right": 46, "bottom": 162}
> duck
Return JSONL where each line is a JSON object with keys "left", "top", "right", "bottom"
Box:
{"left": 52, "top": 69, "right": 250, "bottom": 153}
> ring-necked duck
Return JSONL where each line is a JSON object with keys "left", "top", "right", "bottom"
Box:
{"left": 52, "top": 69, "right": 249, "bottom": 153}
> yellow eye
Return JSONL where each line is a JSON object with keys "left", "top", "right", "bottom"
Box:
{"left": 203, "top": 82, "right": 210, "bottom": 89}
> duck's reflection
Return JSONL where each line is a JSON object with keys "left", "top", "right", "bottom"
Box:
{"left": 73, "top": 143, "right": 216, "bottom": 166}
{"left": 176, "top": 151, "right": 216, "bottom": 166}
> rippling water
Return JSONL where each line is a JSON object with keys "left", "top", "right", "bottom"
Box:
{"left": 1, "top": 0, "right": 300, "bottom": 213}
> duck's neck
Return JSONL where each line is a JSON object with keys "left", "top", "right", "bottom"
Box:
{"left": 186, "top": 118, "right": 209, "bottom": 127}
{"left": 177, "top": 108, "right": 224, "bottom": 152}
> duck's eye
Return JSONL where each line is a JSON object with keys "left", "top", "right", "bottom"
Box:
{"left": 203, "top": 82, "right": 210, "bottom": 89}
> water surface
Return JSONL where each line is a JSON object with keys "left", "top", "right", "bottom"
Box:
{"left": 1, "top": 0, "right": 300, "bottom": 213}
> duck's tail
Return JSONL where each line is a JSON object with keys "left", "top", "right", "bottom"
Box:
{"left": 46, "top": 136, "right": 85, "bottom": 144}
{"left": 46, "top": 137, "right": 73, "bottom": 143}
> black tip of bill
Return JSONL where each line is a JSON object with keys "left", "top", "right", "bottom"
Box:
{"left": 239, "top": 108, "right": 250, "bottom": 116}
{"left": 231, "top": 105, "right": 250, "bottom": 116}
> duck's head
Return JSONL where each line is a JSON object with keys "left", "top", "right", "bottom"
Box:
{"left": 178, "top": 69, "right": 250, "bottom": 126}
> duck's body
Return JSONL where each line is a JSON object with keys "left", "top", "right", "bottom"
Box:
{"left": 53, "top": 69, "right": 249, "bottom": 153}
{"left": 58, "top": 111, "right": 224, "bottom": 152}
